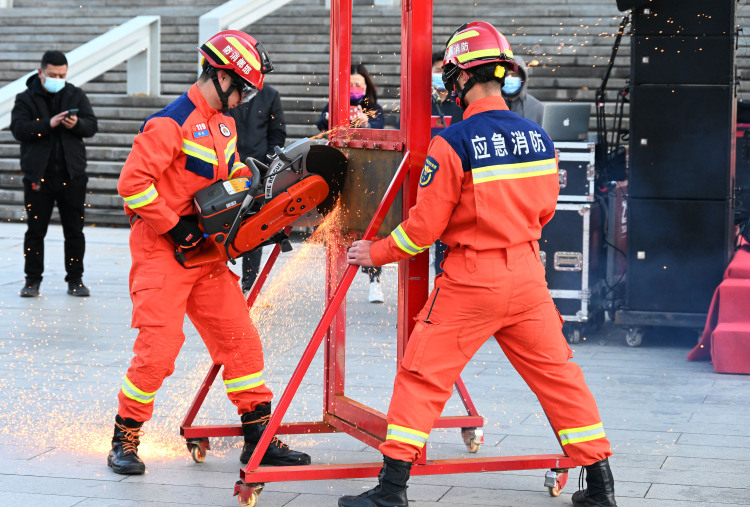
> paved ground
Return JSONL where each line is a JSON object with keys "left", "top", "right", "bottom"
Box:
{"left": 1, "top": 221, "right": 749, "bottom": 507}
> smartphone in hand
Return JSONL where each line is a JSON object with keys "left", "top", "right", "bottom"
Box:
{"left": 65, "top": 108, "right": 79, "bottom": 118}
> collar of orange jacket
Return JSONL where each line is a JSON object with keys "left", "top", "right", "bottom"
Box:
{"left": 188, "top": 82, "right": 223, "bottom": 118}
{"left": 463, "top": 95, "right": 510, "bottom": 120}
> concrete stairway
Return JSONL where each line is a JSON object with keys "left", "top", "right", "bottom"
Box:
{"left": 0, "top": 0, "right": 747, "bottom": 226}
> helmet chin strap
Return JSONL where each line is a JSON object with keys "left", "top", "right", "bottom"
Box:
{"left": 453, "top": 75, "right": 477, "bottom": 110}
{"left": 209, "top": 70, "right": 236, "bottom": 112}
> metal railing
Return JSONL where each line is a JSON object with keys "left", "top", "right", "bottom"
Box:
{"left": 197, "top": 0, "right": 294, "bottom": 75}
{"left": 0, "top": 15, "right": 160, "bottom": 129}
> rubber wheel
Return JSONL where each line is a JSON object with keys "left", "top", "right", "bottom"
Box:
{"left": 626, "top": 328, "right": 644, "bottom": 347}
{"left": 467, "top": 439, "right": 481, "bottom": 453}
{"left": 238, "top": 491, "right": 258, "bottom": 507}
{"left": 190, "top": 445, "right": 206, "bottom": 463}
{"left": 548, "top": 470, "right": 568, "bottom": 497}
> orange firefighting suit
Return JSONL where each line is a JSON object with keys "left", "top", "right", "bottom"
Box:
{"left": 116, "top": 84, "right": 272, "bottom": 422}
{"left": 370, "top": 96, "right": 612, "bottom": 466}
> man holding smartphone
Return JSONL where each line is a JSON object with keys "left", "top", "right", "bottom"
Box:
{"left": 10, "top": 50, "right": 98, "bottom": 298}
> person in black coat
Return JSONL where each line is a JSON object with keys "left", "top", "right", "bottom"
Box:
{"left": 228, "top": 84, "right": 286, "bottom": 294}
{"left": 10, "top": 50, "right": 98, "bottom": 298}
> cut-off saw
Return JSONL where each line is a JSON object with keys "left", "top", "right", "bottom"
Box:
{"left": 175, "top": 138, "right": 347, "bottom": 268}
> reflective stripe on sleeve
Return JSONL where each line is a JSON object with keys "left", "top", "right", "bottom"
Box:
{"left": 229, "top": 162, "right": 247, "bottom": 178}
{"left": 224, "top": 371, "right": 264, "bottom": 393}
{"left": 472, "top": 158, "right": 557, "bottom": 184}
{"left": 558, "top": 422, "right": 606, "bottom": 446}
{"left": 390, "top": 225, "right": 429, "bottom": 256}
{"left": 182, "top": 139, "right": 219, "bottom": 165}
{"left": 123, "top": 184, "right": 158, "bottom": 210}
{"left": 386, "top": 424, "right": 429, "bottom": 448}
{"left": 120, "top": 376, "right": 156, "bottom": 404}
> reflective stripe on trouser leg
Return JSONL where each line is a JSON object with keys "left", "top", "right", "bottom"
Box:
{"left": 186, "top": 262, "right": 273, "bottom": 414}
{"left": 120, "top": 376, "right": 156, "bottom": 404}
{"left": 379, "top": 270, "right": 497, "bottom": 462}
{"left": 491, "top": 244, "right": 612, "bottom": 465}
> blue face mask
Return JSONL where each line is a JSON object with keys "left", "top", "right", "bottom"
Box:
{"left": 431, "top": 73, "right": 446, "bottom": 91}
{"left": 502, "top": 76, "right": 522, "bottom": 96}
{"left": 42, "top": 76, "right": 65, "bottom": 94}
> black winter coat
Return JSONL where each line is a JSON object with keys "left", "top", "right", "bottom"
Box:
{"left": 228, "top": 85, "right": 286, "bottom": 166}
{"left": 10, "top": 74, "right": 98, "bottom": 183}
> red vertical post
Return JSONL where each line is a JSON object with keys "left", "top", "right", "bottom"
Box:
{"left": 397, "top": 0, "right": 432, "bottom": 358}
{"left": 325, "top": 0, "right": 353, "bottom": 415}
{"left": 329, "top": 0, "right": 352, "bottom": 137}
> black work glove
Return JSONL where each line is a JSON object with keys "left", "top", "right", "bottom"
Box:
{"left": 168, "top": 216, "right": 205, "bottom": 251}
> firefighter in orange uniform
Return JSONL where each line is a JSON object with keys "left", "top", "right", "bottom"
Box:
{"left": 107, "top": 31, "right": 311, "bottom": 475}
{"left": 340, "top": 22, "right": 616, "bottom": 507}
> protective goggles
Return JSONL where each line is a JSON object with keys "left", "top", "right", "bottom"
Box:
{"left": 232, "top": 78, "right": 258, "bottom": 103}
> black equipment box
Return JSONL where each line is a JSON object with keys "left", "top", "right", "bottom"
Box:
{"left": 623, "top": 198, "right": 733, "bottom": 315}
{"left": 539, "top": 202, "right": 604, "bottom": 324}
{"left": 555, "top": 142, "right": 595, "bottom": 202}
{"left": 628, "top": 85, "right": 735, "bottom": 200}
{"left": 631, "top": 0, "right": 736, "bottom": 36}
{"left": 631, "top": 35, "right": 735, "bottom": 87}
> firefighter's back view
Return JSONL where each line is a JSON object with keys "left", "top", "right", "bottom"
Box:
{"left": 107, "top": 30, "right": 311, "bottom": 475}
{"left": 341, "top": 21, "right": 617, "bottom": 507}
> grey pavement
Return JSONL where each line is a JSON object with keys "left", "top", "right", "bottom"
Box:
{"left": 1, "top": 221, "right": 749, "bottom": 507}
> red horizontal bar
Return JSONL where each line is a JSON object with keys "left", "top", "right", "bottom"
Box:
{"left": 182, "top": 421, "right": 335, "bottom": 439}
{"left": 242, "top": 454, "right": 576, "bottom": 482}
{"left": 325, "top": 414, "right": 384, "bottom": 449}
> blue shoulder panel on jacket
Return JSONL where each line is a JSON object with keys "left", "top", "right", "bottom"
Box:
{"left": 436, "top": 109, "right": 555, "bottom": 173}
{"left": 139, "top": 93, "right": 195, "bottom": 133}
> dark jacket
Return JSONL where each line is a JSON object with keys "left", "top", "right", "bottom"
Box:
{"left": 431, "top": 95, "right": 463, "bottom": 128}
{"left": 316, "top": 99, "right": 385, "bottom": 131}
{"left": 228, "top": 85, "right": 286, "bottom": 165}
{"left": 10, "top": 74, "right": 98, "bottom": 183}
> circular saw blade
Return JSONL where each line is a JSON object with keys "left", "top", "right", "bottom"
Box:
{"left": 305, "top": 145, "right": 348, "bottom": 215}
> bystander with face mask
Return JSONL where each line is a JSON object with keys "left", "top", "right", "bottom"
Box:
{"left": 501, "top": 55, "right": 544, "bottom": 125}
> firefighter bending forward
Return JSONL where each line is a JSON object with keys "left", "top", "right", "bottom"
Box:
{"left": 341, "top": 22, "right": 616, "bottom": 507}
{"left": 108, "top": 31, "right": 310, "bottom": 475}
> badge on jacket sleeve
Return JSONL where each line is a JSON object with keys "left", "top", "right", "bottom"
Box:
{"left": 219, "top": 123, "right": 231, "bottom": 137}
{"left": 419, "top": 156, "right": 439, "bottom": 187}
{"left": 192, "top": 123, "right": 209, "bottom": 138}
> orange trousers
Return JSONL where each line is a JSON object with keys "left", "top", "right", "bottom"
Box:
{"left": 379, "top": 242, "right": 612, "bottom": 466}
{"left": 117, "top": 219, "right": 272, "bottom": 422}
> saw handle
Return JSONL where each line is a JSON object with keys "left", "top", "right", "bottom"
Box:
{"left": 244, "top": 157, "right": 264, "bottom": 195}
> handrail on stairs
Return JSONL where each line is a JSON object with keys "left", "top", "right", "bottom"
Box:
{"left": 197, "top": 0, "right": 295, "bottom": 76}
{"left": 0, "top": 15, "right": 160, "bottom": 129}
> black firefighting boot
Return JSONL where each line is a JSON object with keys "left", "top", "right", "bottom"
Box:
{"left": 107, "top": 414, "right": 146, "bottom": 475}
{"left": 239, "top": 403, "right": 311, "bottom": 466}
{"left": 338, "top": 455, "right": 411, "bottom": 507}
{"left": 572, "top": 457, "right": 617, "bottom": 506}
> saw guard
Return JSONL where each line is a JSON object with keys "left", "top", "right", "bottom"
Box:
{"left": 178, "top": 174, "right": 330, "bottom": 268}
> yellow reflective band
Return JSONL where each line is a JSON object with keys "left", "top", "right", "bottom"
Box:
{"left": 224, "top": 136, "right": 237, "bottom": 164}
{"left": 205, "top": 41, "right": 230, "bottom": 64}
{"left": 448, "top": 29, "right": 480, "bottom": 46}
{"left": 457, "top": 48, "right": 502, "bottom": 63}
{"left": 229, "top": 162, "right": 247, "bottom": 178}
{"left": 120, "top": 376, "right": 156, "bottom": 404}
{"left": 123, "top": 184, "right": 158, "bottom": 209}
{"left": 472, "top": 158, "right": 558, "bottom": 184}
{"left": 182, "top": 139, "right": 219, "bottom": 165}
{"left": 224, "top": 371, "right": 264, "bottom": 393}
{"left": 558, "top": 422, "right": 606, "bottom": 446}
{"left": 227, "top": 36, "right": 260, "bottom": 70}
{"left": 386, "top": 424, "right": 430, "bottom": 447}
{"left": 390, "top": 225, "right": 428, "bottom": 256}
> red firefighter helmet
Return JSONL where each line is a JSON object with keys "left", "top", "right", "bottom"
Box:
{"left": 442, "top": 21, "right": 517, "bottom": 87}
{"left": 199, "top": 30, "right": 273, "bottom": 91}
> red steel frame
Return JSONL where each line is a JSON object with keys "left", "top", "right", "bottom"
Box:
{"left": 180, "top": 0, "right": 575, "bottom": 501}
